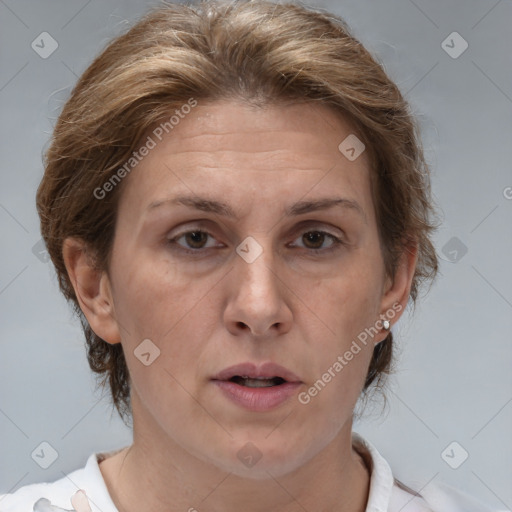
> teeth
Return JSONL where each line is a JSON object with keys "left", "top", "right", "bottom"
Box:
{"left": 230, "top": 376, "right": 285, "bottom": 388}
{"left": 242, "top": 378, "right": 275, "bottom": 388}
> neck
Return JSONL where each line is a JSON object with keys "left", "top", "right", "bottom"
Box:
{"left": 100, "top": 398, "right": 370, "bottom": 512}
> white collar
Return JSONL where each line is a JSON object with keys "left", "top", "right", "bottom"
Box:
{"left": 352, "top": 431, "right": 396, "bottom": 511}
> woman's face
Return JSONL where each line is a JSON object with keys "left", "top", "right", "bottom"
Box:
{"left": 95, "top": 100, "right": 412, "bottom": 478}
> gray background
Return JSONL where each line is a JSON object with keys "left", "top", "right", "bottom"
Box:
{"left": 0, "top": 0, "right": 511, "bottom": 509}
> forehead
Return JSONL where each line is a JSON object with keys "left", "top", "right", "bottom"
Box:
{"left": 146, "top": 100, "right": 363, "bottom": 161}
{"left": 117, "top": 100, "right": 374, "bottom": 223}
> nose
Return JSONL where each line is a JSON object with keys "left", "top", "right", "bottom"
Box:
{"left": 223, "top": 238, "right": 293, "bottom": 338}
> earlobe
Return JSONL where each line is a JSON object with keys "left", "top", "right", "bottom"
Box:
{"left": 377, "top": 241, "right": 419, "bottom": 340}
{"left": 62, "top": 238, "right": 121, "bottom": 345}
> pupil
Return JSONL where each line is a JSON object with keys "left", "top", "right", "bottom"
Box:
{"left": 186, "top": 231, "right": 207, "bottom": 248}
{"left": 304, "top": 232, "right": 323, "bottom": 249}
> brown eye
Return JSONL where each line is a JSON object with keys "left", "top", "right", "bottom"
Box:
{"left": 302, "top": 231, "right": 326, "bottom": 249}
{"left": 183, "top": 231, "right": 209, "bottom": 249}
{"left": 167, "top": 229, "right": 221, "bottom": 254}
{"left": 295, "top": 230, "right": 342, "bottom": 251}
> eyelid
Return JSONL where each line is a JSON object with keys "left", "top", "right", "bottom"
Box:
{"left": 166, "top": 219, "right": 224, "bottom": 242}
{"left": 167, "top": 228, "right": 225, "bottom": 250}
{"left": 289, "top": 220, "right": 346, "bottom": 242}
{"left": 167, "top": 223, "right": 346, "bottom": 256}
{"left": 288, "top": 229, "right": 345, "bottom": 253}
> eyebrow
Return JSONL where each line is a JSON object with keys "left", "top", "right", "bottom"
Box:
{"left": 146, "top": 195, "right": 367, "bottom": 223}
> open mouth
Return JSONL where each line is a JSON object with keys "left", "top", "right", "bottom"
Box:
{"left": 212, "top": 363, "right": 301, "bottom": 411}
{"left": 228, "top": 376, "right": 287, "bottom": 388}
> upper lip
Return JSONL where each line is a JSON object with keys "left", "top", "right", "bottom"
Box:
{"left": 212, "top": 362, "right": 302, "bottom": 383}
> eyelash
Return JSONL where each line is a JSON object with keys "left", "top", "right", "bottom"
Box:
{"left": 166, "top": 229, "right": 345, "bottom": 256}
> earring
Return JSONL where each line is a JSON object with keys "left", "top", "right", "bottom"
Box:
{"left": 382, "top": 319, "right": 390, "bottom": 330}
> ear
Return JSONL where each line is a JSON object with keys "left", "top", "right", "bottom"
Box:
{"left": 62, "top": 237, "right": 121, "bottom": 345}
{"left": 375, "top": 240, "right": 418, "bottom": 343}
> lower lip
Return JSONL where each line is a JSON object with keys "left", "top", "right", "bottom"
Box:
{"left": 212, "top": 380, "right": 302, "bottom": 412}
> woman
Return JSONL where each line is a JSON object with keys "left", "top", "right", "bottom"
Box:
{"left": 0, "top": 1, "right": 505, "bottom": 511}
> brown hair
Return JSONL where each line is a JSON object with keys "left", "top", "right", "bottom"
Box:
{"left": 36, "top": 0, "right": 439, "bottom": 425}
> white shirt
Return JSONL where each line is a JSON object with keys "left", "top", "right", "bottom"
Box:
{"left": 0, "top": 432, "right": 507, "bottom": 512}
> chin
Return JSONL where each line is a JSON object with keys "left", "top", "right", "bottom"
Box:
{"left": 214, "top": 435, "right": 313, "bottom": 480}
{"left": 225, "top": 452, "right": 306, "bottom": 480}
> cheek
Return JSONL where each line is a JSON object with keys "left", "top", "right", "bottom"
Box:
{"left": 113, "top": 261, "right": 212, "bottom": 425}
{"left": 293, "top": 262, "right": 382, "bottom": 398}
{"left": 110, "top": 253, "right": 221, "bottom": 380}
{"left": 302, "top": 261, "right": 383, "bottom": 338}
{"left": 111, "top": 252, "right": 203, "bottom": 339}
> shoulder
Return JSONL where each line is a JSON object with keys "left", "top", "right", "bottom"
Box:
{"left": 391, "top": 476, "right": 509, "bottom": 512}
{"left": 391, "top": 472, "right": 509, "bottom": 512}
{"left": 411, "top": 480, "right": 510, "bottom": 512}
{"left": 0, "top": 451, "right": 120, "bottom": 512}
{"left": 0, "top": 469, "right": 81, "bottom": 511}
{"left": 351, "top": 431, "right": 509, "bottom": 512}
